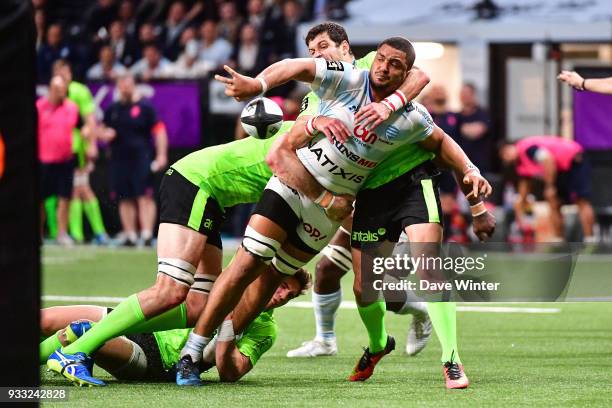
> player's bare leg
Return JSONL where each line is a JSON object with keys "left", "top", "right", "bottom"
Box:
{"left": 287, "top": 225, "right": 350, "bottom": 357}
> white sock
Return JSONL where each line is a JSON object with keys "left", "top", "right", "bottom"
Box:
{"left": 180, "top": 332, "right": 210, "bottom": 362}
{"left": 313, "top": 289, "right": 341, "bottom": 341}
{"left": 140, "top": 230, "right": 152, "bottom": 241}
{"left": 396, "top": 300, "right": 428, "bottom": 316}
{"left": 126, "top": 231, "right": 138, "bottom": 242}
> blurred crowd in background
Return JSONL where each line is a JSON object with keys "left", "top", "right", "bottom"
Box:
{"left": 35, "top": 0, "right": 606, "bottom": 247}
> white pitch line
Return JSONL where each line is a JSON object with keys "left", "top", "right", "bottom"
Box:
{"left": 43, "top": 296, "right": 561, "bottom": 313}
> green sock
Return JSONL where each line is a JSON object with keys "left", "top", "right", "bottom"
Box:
{"left": 40, "top": 332, "right": 62, "bottom": 365}
{"left": 427, "top": 302, "right": 461, "bottom": 364}
{"left": 124, "top": 303, "right": 187, "bottom": 334}
{"left": 62, "top": 294, "right": 146, "bottom": 355}
{"left": 357, "top": 301, "right": 387, "bottom": 353}
{"left": 44, "top": 196, "right": 58, "bottom": 239}
{"left": 69, "top": 199, "right": 84, "bottom": 242}
{"left": 83, "top": 198, "right": 106, "bottom": 235}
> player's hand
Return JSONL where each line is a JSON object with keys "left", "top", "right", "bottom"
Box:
{"left": 214, "top": 65, "right": 262, "bottom": 101}
{"left": 151, "top": 155, "right": 168, "bottom": 173}
{"left": 314, "top": 117, "right": 351, "bottom": 143}
{"left": 473, "top": 210, "right": 496, "bottom": 242}
{"left": 463, "top": 170, "right": 492, "bottom": 198}
{"left": 354, "top": 101, "right": 391, "bottom": 130}
{"left": 325, "top": 194, "right": 354, "bottom": 222}
{"left": 86, "top": 142, "right": 98, "bottom": 161}
{"left": 557, "top": 70, "right": 584, "bottom": 89}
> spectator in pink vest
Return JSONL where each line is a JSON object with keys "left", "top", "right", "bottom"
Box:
{"left": 501, "top": 136, "right": 596, "bottom": 242}
{"left": 37, "top": 75, "right": 80, "bottom": 245}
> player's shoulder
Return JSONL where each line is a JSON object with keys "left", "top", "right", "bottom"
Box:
{"left": 69, "top": 81, "right": 92, "bottom": 96}
{"left": 397, "top": 101, "right": 434, "bottom": 128}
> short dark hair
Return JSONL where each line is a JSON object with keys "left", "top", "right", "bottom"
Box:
{"left": 305, "top": 22, "right": 351, "bottom": 54}
{"left": 377, "top": 37, "right": 415, "bottom": 70}
{"left": 292, "top": 269, "right": 312, "bottom": 295}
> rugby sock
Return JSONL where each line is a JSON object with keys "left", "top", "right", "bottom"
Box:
{"left": 180, "top": 332, "right": 210, "bottom": 362}
{"left": 83, "top": 198, "right": 106, "bottom": 235}
{"left": 62, "top": 294, "right": 146, "bottom": 356}
{"left": 313, "top": 289, "right": 342, "bottom": 341}
{"left": 396, "top": 300, "right": 428, "bottom": 316}
{"left": 68, "top": 199, "right": 84, "bottom": 242}
{"left": 124, "top": 303, "right": 187, "bottom": 334}
{"left": 44, "top": 196, "right": 58, "bottom": 239}
{"left": 39, "top": 332, "right": 62, "bottom": 365}
{"left": 427, "top": 302, "right": 461, "bottom": 364}
{"left": 357, "top": 301, "right": 387, "bottom": 353}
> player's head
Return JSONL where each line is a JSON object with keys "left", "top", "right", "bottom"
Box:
{"left": 266, "top": 269, "right": 312, "bottom": 309}
{"left": 305, "top": 22, "right": 352, "bottom": 62}
{"left": 500, "top": 143, "right": 518, "bottom": 164}
{"left": 48, "top": 75, "right": 68, "bottom": 105}
{"left": 116, "top": 73, "right": 136, "bottom": 102}
{"left": 460, "top": 82, "right": 479, "bottom": 107}
{"left": 52, "top": 59, "right": 73, "bottom": 84}
{"left": 370, "top": 37, "right": 415, "bottom": 94}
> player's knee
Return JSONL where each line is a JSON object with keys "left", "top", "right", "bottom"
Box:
{"left": 219, "top": 370, "right": 243, "bottom": 383}
{"left": 241, "top": 226, "right": 281, "bottom": 265}
{"left": 40, "top": 310, "right": 57, "bottom": 336}
{"left": 155, "top": 258, "right": 196, "bottom": 308}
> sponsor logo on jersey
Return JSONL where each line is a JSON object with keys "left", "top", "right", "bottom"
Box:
{"left": 352, "top": 227, "right": 386, "bottom": 242}
{"left": 307, "top": 141, "right": 365, "bottom": 184}
{"left": 386, "top": 125, "right": 400, "bottom": 139}
{"left": 326, "top": 60, "right": 344, "bottom": 71}
{"left": 353, "top": 124, "right": 378, "bottom": 144}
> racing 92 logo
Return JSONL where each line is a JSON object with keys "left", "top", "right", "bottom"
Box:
{"left": 353, "top": 124, "right": 378, "bottom": 144}
{"left": 303, "top": 223, "right": 328, "bottom": 242}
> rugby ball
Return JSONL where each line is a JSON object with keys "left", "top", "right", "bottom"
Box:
{"left": 240, "top": 97, "right": 284, "bottom": 139}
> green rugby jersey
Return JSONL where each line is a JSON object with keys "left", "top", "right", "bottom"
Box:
{"left": 153, "top": 310, "right": 277, "bottom": 370}
{"left": 68, "top": 81, "right": 95, "bottom": 168}
{"left": 171, "top": 121, "right": 293, "bottom": 209}
{"left": 298, "top": 51, "right": 434, "bottom": 191}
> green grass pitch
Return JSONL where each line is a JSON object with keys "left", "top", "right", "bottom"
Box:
{"left": 41, "top": 246, "right": 612, "bottom": 407}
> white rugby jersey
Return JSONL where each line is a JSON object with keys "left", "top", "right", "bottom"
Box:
{"left": 296, "top": 58, "right": 435, "bottom": 195}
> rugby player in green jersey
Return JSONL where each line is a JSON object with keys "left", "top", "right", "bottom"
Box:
{"left": 52, "top": 60, "right": 109, "bottom": 245}
{"left": 193, "top": 35, "right": 495, "bottom": 390}
{"left": 40, "top": 269, "right": 310, "bottom": 383}
{"left": 46, "top": 22, "right": 430, "bottom": 387}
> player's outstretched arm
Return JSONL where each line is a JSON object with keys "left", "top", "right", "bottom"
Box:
{"left": 421, "top": 126, "right": 496, "bottom": 241}
{"left": 355, "top": 66, "right": 431, "bottom": 130}
{"left": 214, "top": 58, "right": 317, "bottom": 101}
{"left": 558, "top": 71, "right": 612, "bottom": 94}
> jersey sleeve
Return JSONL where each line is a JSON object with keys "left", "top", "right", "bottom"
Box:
{"left": 411, "top": 103, "right": 435, "bottom": 141}
{"left": 72, "top": 83, "right": 95, "bottom": 117}
{"left": 236, "top": 316, "right": 277, "bottom": 367}
{"left": 297, "top": 91, "right": 320, "bottom": 118}
{"left": 310, "top": 58, "right": 362, "bottom": 101}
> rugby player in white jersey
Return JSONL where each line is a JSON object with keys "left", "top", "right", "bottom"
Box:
{"left": 177, "top": 36, "right": 493, "bottom": 387}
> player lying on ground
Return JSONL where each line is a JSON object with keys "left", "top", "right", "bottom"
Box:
{"left": 45, "top": 25, "right": 431, "bottom": 387}
{"left": 41, "top": 270, "right": 310, "bottom": 384}
{"left": 176, "top": 36, "right": 494, "bottom": 388}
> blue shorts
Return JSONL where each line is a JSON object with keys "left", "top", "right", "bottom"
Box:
{"left": 40, "top": 159, "right": 75, "bottom": 199}
{"left": 110, "top": 155, "right": 153, "bottom": 200}
{"left": 557, "top": 154, "right": 591, "bottom": 203}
